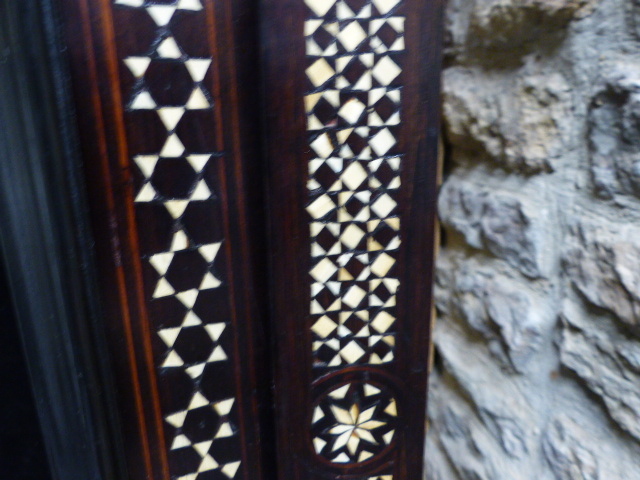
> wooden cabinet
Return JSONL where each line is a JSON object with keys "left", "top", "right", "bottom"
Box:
{"left": 0, "top": 1, "right": 443, "bottom": 479}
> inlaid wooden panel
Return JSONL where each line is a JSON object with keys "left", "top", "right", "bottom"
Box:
{"left": 262, "top": 0, "right": 444, "bottom": 479}
{"left": 56, "top": 1, "right": 271, "bottom": 479}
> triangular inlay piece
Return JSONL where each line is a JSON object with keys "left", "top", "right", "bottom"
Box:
{"left": 153, "top": 277, "right": 175, "bottom": 298}
{"left": 158, "top": 327, "right": 181, "bottom": 347}
{"left": 130, "top": 90, "right": 156, "bottom": 110}
{"left": 149, "top": 251, "right": 174, "bottom": 275}
{"left": 124, "top": 56, "right": 151, "bottom": 78}
{"left": 185, "top": 87, "right": 210, "bottom": 109}
{"left": 146, "top": 5, "right": 176, "bottom": 26}
{"left": 115, "top": 0, "right": 143, "bottom": 6}
{"left": 160, "top": 134, "right": 185, "bottom": 157}
{"left": 135, "top": 183, "right": 156, "bottom": 202}
{"left": 177, "top": 0, "right": 203, "bottom": 10}
{"left": 157, "top": 107, "right": 185, "bottom": 131}
{"left": 185, "top": 59, "right": 212, "bottom": 82}
{"left": 187, "top": 154, "right": 211, "bottom": 172}
{"left": 157, "top": 37, "right": 182, "bottom": 59}
{"left": 162, "top": 350, "right": 183, "bottom": 367}
{"left": 198, "top": 243, "right": 221, "bottom": 263}
{"left": 134, "top": 155, "right": 159, "bottom": 178}
{"left": 189, "top": 392, "right": 209, "bottom": 410}
{"left": 164, "top": 200, "right": 189, "bottom": 219}
{"left": 190, "top": 179, "right": 211, "bottom": 200}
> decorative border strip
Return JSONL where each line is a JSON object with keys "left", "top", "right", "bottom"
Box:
{"left": 304, "top": 0, "right": 405, "bottom": 369}
{"left": 114, "top": 1, "right": 241, "bottom": 479}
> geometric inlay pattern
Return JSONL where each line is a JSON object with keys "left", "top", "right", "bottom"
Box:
{"left": 311, "top": 382, "right": 398, "bottom": 464}
{"left": 304, "top": 0, "right": 404, "bottom": 367}
{"left": 113, "top": 1, "right": 242, "bottom": 478}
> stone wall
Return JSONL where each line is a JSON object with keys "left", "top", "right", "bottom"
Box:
{"left": 425, "top": 0, "right": 640, "bottom": 478}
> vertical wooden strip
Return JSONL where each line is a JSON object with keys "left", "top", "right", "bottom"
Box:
{"left": 57, "top": 1, "right": 271, "bottom": 479}
{"left": 262, "top": 0, "right": 444, "bottom": 479}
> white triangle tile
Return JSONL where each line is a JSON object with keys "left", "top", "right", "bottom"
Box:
{"left": 170, "top": 230, "right": 189, "bottom": 251}
{"left": 162, "top": 350, "right": 184, "bottom": 367}
{"left": 187, "top": 154, "right": 211, "bottom": 172}
{"left": 176, "top": 289, "right": 199, "bottom": 308}
{"left": 198, "top": 242, "right": 221, "bottom": 262}
{"left": 193, "top": 440, "right": 213, "bottom": 457}
{"left": 221, "top": 461, "right": 241, "bottom": 479}
{"left": 190, "top": 179, "right": 211, "bottom": 200}
{"left": 158, "top": 327, "right": 181, "bottom": 347}
{"left": 336, "top": 2, "right": 354, "bottom": 19}
{"left": 185, "top": 87, "right": 210, "bottom": 109}
{"left": 200, "top": 272, "right": 222, "bottom": 289}
{"left": 177, "top": 0, "right": 203, "bottom": 10}
{"left": 305, "top": 19, "right": 323, "bottom": 36}
{"left": 165, "top": 410, "right": 187, "bottom": 428}
{"left": 149, "top": 252, "right": 174, "bottom": 275}
{"left": 160, "top": 134, "right": 185, "bottom": 157}
{"left": 170, "top": 434, "right": 191, "bottom": 450}
{"left": 214, "top": 398, "right": 235, "bottom": 416}
{"left": 304, "top": 0, "right": 333, "bottom": 16}
{"left": 157, "top": 37, "right": 182, "bottom": 59}
{"left": 134, "top": 155, "right": 159, "bottom": 178}
{"left": 157, "top": 107, "right": 185, "bottom": 131}
{"left": 115, "top": 0, "right": 143, "bottom": 6}
{"left": 177, "top": 474, "right": 197, "bottom": 480}
{"left": 204, "top": 323, "right": 226, "bottom": 342}
{"left": 372, "top": 0, "right": 401, "bottom": 14}
{"left": 208, "top": 345, "right": 227, "bottom": 362}
{"left": 164, "top": 200, "right": 189, "bottom": 219}
{"left": 135, "top": 183, "right": 156, "bottom": 202}
{"left": 123, "top": 56, "right": 151, "bottom": 78}
{"left": 185, "top": 59, "right": 212, "bottom": 82}
{"left": 146, "top": 5, "right": 176, "bottom": 26}
{"left": 198, "top": 455, "right": 218, "bottom": 472}
{"left": 215, "top": 422, "right": 233, "bottom": 438}
{"left": 153, "top": 277, "right": 175, "bottom": 298}
{"left": 185, "top": 363, "right": 206, "bottom": 379}
{"left": 130, "top": 90, "right": 156, "bottom": 109}
{"left": 189, "top": 392, "right": 209, "bottom": 410}
{"left": 182, "top": 310, "right": 202, "bottom": 326}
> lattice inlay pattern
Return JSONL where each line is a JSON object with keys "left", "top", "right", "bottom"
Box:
{"left": 311, "top": 382, "right": 398, "bottom": 464}
{"left": 304, "top": 0, "right": 404, "bottom": 367}
{"left": 114, "top": 1, "right": 241, "bottom": 479}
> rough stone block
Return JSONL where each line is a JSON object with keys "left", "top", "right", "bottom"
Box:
{"left": 560, "top": 301, "right": 640, "bottom": 442}
{"left": 439, "top": 179, "right": 548, "bottom": 277}
{"left": 443, "top": 68, "right": 571, "bottom": 173}
{"left": 589, "top": 62, "right": 640, "bottom": 200}
{"left": 542, "top": 415, "right": 599, "bottom": 480}
{"left": 564, "top": 221, "right": 640, "bottom": 329}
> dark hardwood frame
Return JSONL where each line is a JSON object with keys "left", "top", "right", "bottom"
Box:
{"left": 0, "top": 0, "right": 443, "bottom": 478}
{"left": 0, "top": 1, "right": 127, "bottom": 479}
{"left": 261, "top": 1, "right": 444, "bottom": 479}
{"left": 53, "top": 1, "right": 275, "bottom": 479}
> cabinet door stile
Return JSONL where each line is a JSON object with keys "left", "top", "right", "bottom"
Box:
{"left": 56, "top": 1, "right": 272, "bottom": 479}
{"left": 261, "top": 1, "right": 444, "bottom": 479}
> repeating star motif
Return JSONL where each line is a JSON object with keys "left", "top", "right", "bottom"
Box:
{"left": 312, "top": 382, "right": 398, "bottom": 463}
{"left": 113, "top": 1, "right": 241, "bottom": 479}
{"left": 304, "top": 0, "right": 405, "bottom": 367}
{"left": 164, "top": 391, "right": 241, "bottom": 480}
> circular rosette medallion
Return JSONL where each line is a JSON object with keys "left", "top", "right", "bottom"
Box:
{"left": 311, "top": 382, "right": 398, "bottom": 464}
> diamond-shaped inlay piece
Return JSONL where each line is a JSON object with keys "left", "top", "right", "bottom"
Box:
{"left": 312, "top": 382, "right": 398, "bottom": 464}
{"left": 304, "top": 0, "right": 405, "bottom": 368}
